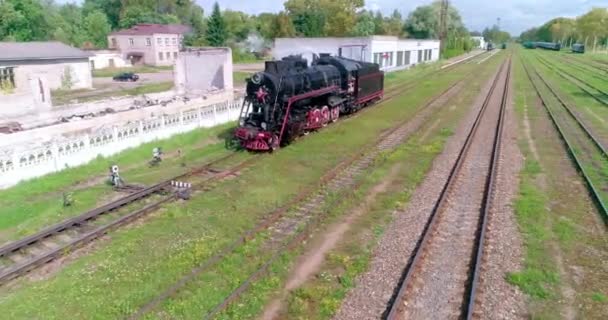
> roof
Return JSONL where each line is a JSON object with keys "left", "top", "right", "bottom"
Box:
{"left": 0, "top": 42, "right": 92, "bottom": 61}
{"left": 110, "top": 24, "right": 191, "bottom": 36}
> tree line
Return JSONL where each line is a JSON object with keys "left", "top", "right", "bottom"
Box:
{"left": 0, "top": 0, "right": 489, "bottom": 58}
{"left": 519, "top": 7, "right": 608, "bottom": 50}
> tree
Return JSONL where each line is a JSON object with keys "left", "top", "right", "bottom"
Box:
{"left": 373, "top": 11, "right": 385, "bottom": 34}
{"left": 404, "top": 1, "right": 467, "bottom": 40}
{"left": 0, "top": 0, "right": 51, "bottom": 41}
{"left": 224, "top": 10, "right": 254, "bottom": 42}
{"left": 284, "top": 0, "right": 363, "bottom": 37}
{"left": 384, "top": 9, "right": 404, "bottom": 36}
{"left": 206, "top": 2, "right": 227, "bottom": 46}
{"left": 352, "top": 11, "right": 375, "bottom": 36}
{"left": 85, "top": 10, "right": 111, "bottom": 48}
{"left": 83, "top": 0, "right": 122, "bottom": 29}
{"left": 256, "top": 13, "right": 277, "bottom": 40}
{"left": 271, "top": 11, "right": 296, "bottom": 38}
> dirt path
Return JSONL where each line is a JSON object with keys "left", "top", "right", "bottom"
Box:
{"left": 261, "top": 164, "right": 403, "bottom": 320}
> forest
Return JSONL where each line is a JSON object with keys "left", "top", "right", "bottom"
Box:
{"left": 0, "top": 0, "right": 503, "bottom": 59}
{"left": 519, "top": 7, "right": 608, "bottom": 49}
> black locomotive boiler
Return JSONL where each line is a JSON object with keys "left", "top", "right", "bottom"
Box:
{"left": 234, "top": 54, "right": 384, "bottom": 151}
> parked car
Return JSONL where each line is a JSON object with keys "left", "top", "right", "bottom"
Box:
{"left": 113, "top": 72, "right": 139, "bottom": 82}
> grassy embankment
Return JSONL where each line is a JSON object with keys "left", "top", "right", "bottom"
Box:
{"left": 507, "top": 50, "right": 608, "bottom": 319}
{"left": 0, "top": 53, "right": 485, "bottom": 319}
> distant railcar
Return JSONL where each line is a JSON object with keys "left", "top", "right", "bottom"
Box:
{"left": 486, "top": 42, "right": 495, "bottom": 51}
{"left": 536, "top": 42, "right": 561, "bottom": 51}
{"left": 501, "top": 43, "right": 507, "bottom": 49}
{"left": 572, "top": 43, "right": 585, "bottom": 54}
{"left": 522, "top": 41, "right": 537, "bottom": 49}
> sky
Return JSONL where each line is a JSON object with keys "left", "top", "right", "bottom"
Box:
{"left": 197, "top": 0, "right": 607, "bottom": 36}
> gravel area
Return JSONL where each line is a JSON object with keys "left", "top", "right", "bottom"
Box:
{"left": 333, "top": 64, "right": 502, "bottom": 320}
{"left": 474, "top": 63, "right": 527, "bottom": 319}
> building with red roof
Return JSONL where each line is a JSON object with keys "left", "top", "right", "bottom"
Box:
{"left": 107, "top": 24, "right": 192, "bottom": 66}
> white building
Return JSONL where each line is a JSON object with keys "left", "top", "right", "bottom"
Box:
{"left": 0, "top": 42, "right": 92, "bottom": 118}
{"left": 107, "top": 24, "right": 191, "bottom": 67}
{"left": 273, "top": 36, "right": 441, "bottom": 71}
{"left": 88, "top": 50, "right": 132, "bottom": 70}
{"left": 174, "top": 47, "right": 233, "bottom": 95}
{"left": 471, "top": 36, "right": 486, "bottom": 50}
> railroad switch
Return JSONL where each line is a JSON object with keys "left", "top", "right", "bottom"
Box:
{"left": 171, "top": 181, "right": 192, "bottom": 200}
{"left": 109, "top": 165, "right": 124, "bottom": 187}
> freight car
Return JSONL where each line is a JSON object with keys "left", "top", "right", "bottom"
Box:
{"left": 522, "top": 41, "right": 537, "bottom": 49}
{"left": 535, "top": 42, "right": 561, "bottom": 51}
{"left": 572, "top": 43, "right": 585, "bottom": 54}
{"left": 486, "top": 42, "right": 495, "bottom": 51}
{"left": 234, "top": 55, "right": 384, "bottom": 151}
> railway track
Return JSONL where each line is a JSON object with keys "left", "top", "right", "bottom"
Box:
{"left": 0, "top": 50, "right": 493, "bottom": 286}
{"left": 0, "top": 152, "right": 253, "bottom": 284}
{"left": 130, "top": 55, "right": 494, "bottom": 319}
{"left": 386, "top": 56, "right": 511, "bottom": 320}
{"left": 534, "top": 53, "right": 608, "bottom": 106}
{"left": 522, "top": 59, "right": 608, "bottom": 220}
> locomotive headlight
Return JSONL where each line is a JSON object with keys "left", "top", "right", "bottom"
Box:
{"left": 261, "top": 122, "right": 267, "bottom": 130}
{"left": 252, "top": 73, "right": 263, "bottom": 85}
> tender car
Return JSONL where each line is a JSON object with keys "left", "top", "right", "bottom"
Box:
{"left": 112, "top": 72, "right": 139, "bottom": 82}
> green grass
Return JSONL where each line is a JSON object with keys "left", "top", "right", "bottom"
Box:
{"left": 0, "top": 53, "right": 486, "bottom": 319}
{"left": 233, "top": 71, "right": 252, "bottom": 86}
{"left": 507, "top": 53, "right": 561, "bottom": 301}
{"left": 52, "top": 82, "right": 174, "bottom": 105}
{"left": 93, "top": 66, "right": 173, "bottom": 78}
{"left": 510, "top": 49, "right": 608, "bottom": 319}
{"left": 0, "top": 123, "right": 233, "bottom": 244}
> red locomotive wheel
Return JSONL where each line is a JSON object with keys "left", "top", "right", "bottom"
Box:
{"left": 321, "top": 106, "right": 330, "bottom": 127}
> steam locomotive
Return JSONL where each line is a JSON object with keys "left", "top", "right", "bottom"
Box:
{"left": 234, "top": 54, "right": 384, "bottom": 151}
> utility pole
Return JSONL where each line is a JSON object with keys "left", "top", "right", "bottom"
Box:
{"left": 439, "top": 0, "right": 449, "bottom": 56}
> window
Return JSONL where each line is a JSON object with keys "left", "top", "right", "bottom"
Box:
{"left": 111, "top": 38, "right": 117, "bottom": 48}
{"left": 166, "top": 52, "right": 171, "bottom": 60}
{"left": 404, "top": 51, "right": 411, "bottom": 65}
{"left": 0, "top": 67, "right": 15, "bottom": 88}
{"left": 158, "top": 52, "right": 163, "bottom": 61}
{"left": 165, "top": 38, "right": 169, "bottom": 45}
{"left": 373, "top": 53, "right": 380, "bottom": 64}
{"left": 157, "top": 38, "right": 162, "bottom": 46}
{"left": 173, "top": 52, "right": 178, "bottom": 59}
{"left": 129, "top": 38, "right": 134, "bottom": 46}
{"left": 396, "top": 51, "right": 404, "bottom": 66}
{"left": 146, "top": 38, "right": 151, "bottom": 46}
{"left": 388, "top": 52, "right": 393, "bottom": 67}
{"left": 417, "top": 50, "right": 422, "bottom": 63}
{"left": 172, "top": 38, "right": 177, "bottom": 45}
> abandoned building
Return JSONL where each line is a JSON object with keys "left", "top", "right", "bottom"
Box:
{"left": 0, "top": 41, "right": 93, "bottom": 118}
{"left": 107, "top": 24, "right": 192, "bottom": 66}
{"left": 174, "top": 47, "right": 234, "bottom": 95}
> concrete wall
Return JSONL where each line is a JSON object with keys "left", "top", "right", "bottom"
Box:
{"left": 0, "top": 58, "right": 92, "bottom": 91}
{"left": 108, "top": 33, "right": 182, "bottom": 66}
{"left": 174, "top": 48, "right": 233, "bottom": 95}
{"left": 89, "top": 51, "right": 132, "bottom": 69}
{"left": 0, "top": 97, "right": 243, "bottom": 189}
{"left": 272, "top": 36, "right": 440, "bottom": 72}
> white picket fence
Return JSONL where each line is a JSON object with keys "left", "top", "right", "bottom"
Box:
{"left": 0, "top": 98, "right": 244, "bottom": 189}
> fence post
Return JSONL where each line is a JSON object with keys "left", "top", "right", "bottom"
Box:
{"left": 198, "top": 107, "right": 203, "bottom": 127}
{"left": 213, "top": 104, "right": 217, "bottom": 125}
